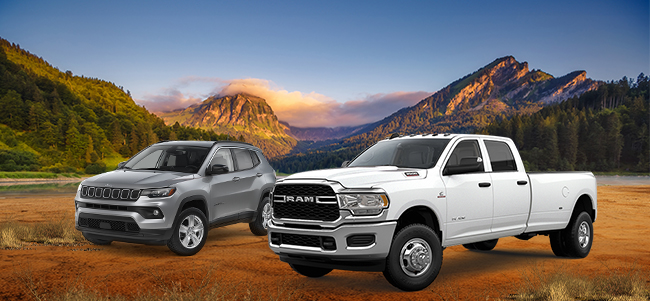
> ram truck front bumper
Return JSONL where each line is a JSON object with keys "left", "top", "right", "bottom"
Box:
{"left": 268, "top": 220, "right": 396, "bottom": 271}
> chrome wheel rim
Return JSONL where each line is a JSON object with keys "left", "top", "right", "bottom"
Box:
{"left": 578, "top": 221, "right": 590, "bottom": 248}
{"left": 179, "top": 214, "right": 204, "bottom": 249}
{"left": 399, "top": 238, "right": 432, "bottom": 277}
{"left": 262, "top": 202, "right": 272, "bottom": 229}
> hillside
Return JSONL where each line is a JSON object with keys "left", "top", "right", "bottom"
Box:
{"left": 158, "top": 93, "right": 296, "bottom": 158}
{"left": 271, "top": 56, "right": 603, "bottom": 173}
{"left": 281, "top": 121, "right": 371, "bottom": 141}
{"left": 477, "top": 75, "right": 649, "bottom": 172}
{"left": 0, "top": 38, "right": 233, "bottom": 173}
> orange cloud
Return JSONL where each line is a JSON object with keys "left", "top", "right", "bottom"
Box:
{"left": 137, "top": 77, "right": 431, "bottom": 127}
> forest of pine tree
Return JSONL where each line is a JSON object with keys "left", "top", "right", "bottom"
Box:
{"left": 0, "top": 39, "right": 235, "bottom": 174}
{"left": 271, "top": 76, "right": 649, "bottom": 174}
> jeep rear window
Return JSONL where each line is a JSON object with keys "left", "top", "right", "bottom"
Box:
{"left": 348, "top": 138, "right": 451, "bottom": 169}
{"left": 124, "top": 145, "right": 211, "bottom": 173}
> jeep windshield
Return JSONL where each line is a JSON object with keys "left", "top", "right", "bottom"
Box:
{"left": 123, "top": 145, "right": 211, "bottom": 173}
{"left": 348, "top": 138, "right": 451, "bottom": 169}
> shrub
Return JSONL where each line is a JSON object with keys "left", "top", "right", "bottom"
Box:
{"left": 84, "top": 162, "right": 106, "bottom": 174}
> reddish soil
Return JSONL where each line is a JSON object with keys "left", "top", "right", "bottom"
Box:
{"left": 0, "top": 186, "right": 649, "bottom": 300}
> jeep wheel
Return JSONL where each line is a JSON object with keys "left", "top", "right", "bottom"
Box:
{"left": 82, "top": 232, "right": 112, "bottom": 245}
{"left": 289, "top": 264, "right": 332, "bottom": 278}
{"left": 382, "top": 224, "right": 442, "bottom": 291}
{"left": 249, "top": 197, "right": 271, "bottom": 236}
{"left": 167, "top": 208, "right": 208, "bottom": 256}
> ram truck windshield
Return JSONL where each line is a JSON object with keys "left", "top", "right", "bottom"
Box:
{"left": 348, "top": 138, "right": 451, "bottom": 169}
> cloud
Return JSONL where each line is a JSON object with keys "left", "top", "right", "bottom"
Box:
{"left": 217, "top": 79, "right": 431, "bottom": 127}
{"left": 137, "top": 77, "right": 431, "bottom": 127}
{"left": 137, "top": 88, "right": 204, "bottom": 113}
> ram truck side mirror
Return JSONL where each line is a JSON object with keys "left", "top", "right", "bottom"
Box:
{"left": 341, "top": 160, "right": 350, "bottom": 168}
{"left": 443, "top": 157, "right": 483, "bottom": 176}
{"left": 206, "top": 164, "right": 229, "bottom": 175}
{"left": 117, "top": 161, "right": 127, "bottom": 169}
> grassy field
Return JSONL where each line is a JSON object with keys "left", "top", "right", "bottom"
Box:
{"left": 0, "top": 217, "right": 84, "bottom": 247}
{"left": 0, "top": 182, "right": 80, "bottom": 193}
{"left": 0, "top": 171, "right": 84, "bottom": 179}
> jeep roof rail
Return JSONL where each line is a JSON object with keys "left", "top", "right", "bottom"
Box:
{"left": 212, "top": 140, "right": 255, "bottom": 147}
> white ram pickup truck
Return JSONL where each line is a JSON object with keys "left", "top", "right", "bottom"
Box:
{"left": 268, "top": 134, "right": 597, "bottom": 291}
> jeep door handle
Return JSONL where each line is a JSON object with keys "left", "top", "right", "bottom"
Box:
{"left": 478, "top": 182, "right": 491, "bottom": 188}
{"left": 256, "top": 173, "right": 263, "bottom": 177}
{"left": 232, "top": 177, "right": 240, "bottom": 182}
{"left": 517, "top": 180, "right": 528, "bottom": 185}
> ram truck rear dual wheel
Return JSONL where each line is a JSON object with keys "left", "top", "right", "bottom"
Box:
{"left": 382, "top": 224, "right": 443, "bottom": 291}
{"left": 550, "top": 211, "right": 593, "bottom": 258}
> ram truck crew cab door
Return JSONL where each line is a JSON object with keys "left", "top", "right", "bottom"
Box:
{"left": 442, "top": 139, "right": 494, "bottom": 244}
{"left": 483, "top": 139, "right": 531, "bottom": 236}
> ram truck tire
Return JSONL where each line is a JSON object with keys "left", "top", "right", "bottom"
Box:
{"left": 564, "top": 211, "right": 593, "bottom": 258}
{"left": 382, "top": 224, "right": 442, "bottom": 291}
{"left": 249, "top": 197, "right": 271, "bottom": 236}
{"left": 167, "top": 208, "right": 208, "bottom": 256}
{"left": 549, "top": 231, "right": 569, "bottom": 257}
{"left": 472, "top": 239, "right": 498, "bottom": 251}
{"left": 289, "top": 264, "right": 332, "bottom": 278}
{"left": 462, "top": 243, "right": 477, "bottom": 250}
{"left": 82, "top": 232, "right": 112, "bottom": 245}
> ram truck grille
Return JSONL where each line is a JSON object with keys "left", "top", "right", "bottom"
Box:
{"left": 272, "top": 184, "right": 339, "bottom": 221}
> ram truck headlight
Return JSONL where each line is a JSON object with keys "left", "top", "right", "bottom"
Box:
{"left": 338, "top": 194, "right": 389, "bottom": 215}
{"left": 141, "top": 187, "right": 176, "bottom": 198}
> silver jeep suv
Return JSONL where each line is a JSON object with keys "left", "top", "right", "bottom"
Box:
{"left": 74, "top": 140, "right": 275, "bottom": 256}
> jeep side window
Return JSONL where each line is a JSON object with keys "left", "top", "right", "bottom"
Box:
{"left": 484, "top": 140, "right": 517, "bottom": 172}
{"left": 250, "top": 150, "right": 261, "bottom": 167}
{"left": 233, "top": 148, "right": 254, "bottom": 170}
{"left": 444, "top": 140, "right": 484, "bottom": 171}
{"left": 209, "top": 148, "right": 234, "bottom": 172}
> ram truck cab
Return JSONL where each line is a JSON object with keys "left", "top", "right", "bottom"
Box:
{"left": 268, "top": 134, "right": 597, "bottom": 291}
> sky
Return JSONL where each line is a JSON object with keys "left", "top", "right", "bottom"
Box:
{"left": 0, "top": 0, "right": 648, "bottom": 127}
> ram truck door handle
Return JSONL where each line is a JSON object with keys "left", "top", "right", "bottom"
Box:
{"left": 478, "top": 182, "right": 491, "bottom": 188}
{"left": 256, "top": 173, "right": 263, "bottom": 177}
{"left": 517, "top": 180, "right": 528, "bottom": 185}
{"left": 232, "top": 177, "right": 240, "bottom": 182}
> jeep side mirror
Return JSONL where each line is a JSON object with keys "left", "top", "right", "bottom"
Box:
{"left": 443, "top": 157, "right": 483, "bottom": 176}
{"left": 117, "top": 161, "right": 127, "bottom": 169}
{"left": 341, "top": 160, "right": 350, "bottom": 168}
{"left": 206, "top": 164, "right": 229, "bottom": 175}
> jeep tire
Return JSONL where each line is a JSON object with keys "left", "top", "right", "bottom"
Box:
{"left": 249, "top": 197, "right": 271, "bottom": 236}
{"left": 167, "top": 208, "right": 208, "bottom": 256}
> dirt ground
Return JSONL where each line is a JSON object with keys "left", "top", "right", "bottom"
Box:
{"left": 0, "top": 185, "right": 648, "bottom": 300}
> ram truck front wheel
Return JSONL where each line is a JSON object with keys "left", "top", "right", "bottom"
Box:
{"left": 382, "top": 224, "right": 442, "bottom": 291}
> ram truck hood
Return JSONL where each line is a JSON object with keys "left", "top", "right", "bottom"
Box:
{"left": 82, "top": 170, "right": 196, "bottom": 188}
{"left": 282, "top": 166, "right": 427, "bottom": 188}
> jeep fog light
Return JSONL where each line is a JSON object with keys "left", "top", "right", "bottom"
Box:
{"left": 134, "top": 207, "right": 165, "bottom": 219}
{"left": 338, "top": 194, "right": 389, "bottom": 215}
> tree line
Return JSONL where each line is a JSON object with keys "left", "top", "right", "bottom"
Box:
{"left": 0, "top": 39, "right": 235, "bottom": 173}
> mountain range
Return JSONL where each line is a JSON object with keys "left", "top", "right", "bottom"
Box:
{"left": 158, "top": 56, "right": 601, "bottom": 159}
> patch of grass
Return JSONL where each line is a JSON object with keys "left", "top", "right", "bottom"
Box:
{"left": 510, "top": 264, "right": 649, "bottom": 301}
{"left": 0, "top": 182, "right": 80, "bottom": 194}
{"left": 0, "top": 217, "right": 84, "bottom": 247}
{"left": 0, "top": 171, "right": 83, "bottom": 179}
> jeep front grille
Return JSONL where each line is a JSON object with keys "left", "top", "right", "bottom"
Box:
{"left": 78, "top": 217, "right": 140, "bottom": 233}
{"left": 81, "top": 186, "right": 140, "bottom": 201}
{"left": 272, "top": 184, "right": 339, "bottom": 221}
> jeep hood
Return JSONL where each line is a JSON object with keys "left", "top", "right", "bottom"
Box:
{"left": 282, "top": 166, "right": 427, "bottom": 188}
{"left": 82, "top": 170, "right": 195, "bottom": 188}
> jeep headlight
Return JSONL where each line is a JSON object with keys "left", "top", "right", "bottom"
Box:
{"left": 338, "top": 194, "right": 389, "bottom": 215}
{"left": 141, "top": 187, "right": 176, "bottom": 198}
